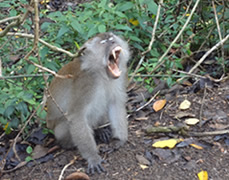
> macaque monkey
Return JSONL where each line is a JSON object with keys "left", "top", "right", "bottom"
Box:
{"left": 46, "top": 32, "right": 130, "bottom": 174}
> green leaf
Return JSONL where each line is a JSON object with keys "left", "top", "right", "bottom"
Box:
{"left": 16, "top": 102, "right": 28, "bottom": 116}
{"left": 115, "top": 24, "right": 132, "bottom": 31}
{"left": 26, "top": 64, "right": 35, "bottom": 74}
{"left": 129, "top": 36, "right": 142, "bottom": 43}
{"left": 98, "top": 24, "right": 106, "bottom": 33}
{"left": 57, "top": 26, "right": 69, "bottom": 38}
{"left": 117, "top": 2, "right": 134, "bottom": 11}
{"left": 146, "top": 1, "right": 158, "bottom": 15}
{"left": 25, "top": 156, "right": 33, "bottom": 162}
{"left": 9, "top": 9, "right": 17, "bottom": 17}
{"left": 71, "top": 20, "right": 83, "bottom": 34}
{"left": 4, "top": 105, "right": 15, "bottom": 118}
{"left": 115, "top": 11, "right": 127, "bottom": 18}
{"left": 98, "top": 0, "right": 107, "bottom": 8}
{"left": 0, "top": 2, "right": 11, "bottom": 7}
{"left": 88, "top": 25, "right": 98, "bottom": 38}
{"left": 26, "top": 146, "right": 33, "bottom": 154}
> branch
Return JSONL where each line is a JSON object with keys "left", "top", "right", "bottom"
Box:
{"left": 0, "top": 15, "right": 20, "bottom": 24}
{"left": 178, "top": 33, "right": 229, "bottom": 82}
{"left": 142, "top": 0, "right": 163, "bottom": 55}
{"left": 6, "top": 32, "right": 78, "bottom": 58}
{"left": 128, "top": 0, "right": 163, "bottom": 85}
{"left": 0, "top": 9, "right": 29, "bottom": 37}
{"left": 149, "top": 0, "right": 201, "bottom": 75}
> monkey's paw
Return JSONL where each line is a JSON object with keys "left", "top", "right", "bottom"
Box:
{"left": 87, "top": 157, "right": 106, "bottom": 174}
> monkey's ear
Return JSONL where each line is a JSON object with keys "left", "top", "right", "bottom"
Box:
{"left": 77, "top": 46, "right": 86, "bottom": 57}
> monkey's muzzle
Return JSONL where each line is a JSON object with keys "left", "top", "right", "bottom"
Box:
{"left": 108, "top": 46, "right": 122, "bottom": 79}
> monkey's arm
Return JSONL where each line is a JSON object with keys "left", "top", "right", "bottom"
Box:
{"left": 67, "top": 113, "right": 105, "bottom": 174}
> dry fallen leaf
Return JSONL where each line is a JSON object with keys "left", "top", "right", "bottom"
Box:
{"left": 153, "top": 99, "right": 166, "bottom": 112}
{"left": 197, "top": 170, "right": 208, "bottom": 180}
{"left": 175, "top": 111, "right": 195, "bottom": 119}
{"left": 136, "top": 154, "right": 150, "bottom": 165}
{"left": 139, "top": 164, "right": 148, "bottom": 170}
{"left": 152, "top": 139, "right": 181, "bottom": 149}
{"left": 65, "top": 172, "right": 90, "bottom": 180}
{"left": 184, "top": 118, "right": 200, "bottom": 125}
{"left": 32, "top": 145, "right": 49, "bottom": 159}
{"left": 190, "top": 144, "right": 203, "bottom": 150}
{"left": 179, "top": 100, "right": 191, "bottom": 110}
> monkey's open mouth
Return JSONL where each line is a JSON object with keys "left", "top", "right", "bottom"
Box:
{"left": 108, "top": 46, "right": 122, "bottom": 78}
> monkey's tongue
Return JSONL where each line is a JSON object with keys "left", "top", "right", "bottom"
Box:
{"left": 108, "top": 62, "right": 121, "bottom": 78}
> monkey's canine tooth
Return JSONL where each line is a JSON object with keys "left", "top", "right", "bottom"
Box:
{"left": 112, "top": 46, "right": 122, "bottom": 60}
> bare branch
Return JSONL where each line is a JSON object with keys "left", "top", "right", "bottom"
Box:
{"left": 142, "top": 0, "right": 163, "bottom": 55}
{"left": 6, "top": 32, "right": 78, "bottom": 57}
{"left": 149, "top": 0, "right": 201, "bottom": 75}
{"left": 178, "top": 33, "right": 229, "bottom": 82}
{"left": 0, "top": 15, "right": 20, "bottom": 24}
{"left": 0, "top": 9, "right": 29, "bottom": 37}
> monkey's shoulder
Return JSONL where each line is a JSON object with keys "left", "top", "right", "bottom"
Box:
{"left": 57, "top": 58, "right": 81, "bottom": 77}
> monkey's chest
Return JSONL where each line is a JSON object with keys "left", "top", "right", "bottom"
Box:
{"left": 86, "top": 86, "right": 109, "bottom": 127}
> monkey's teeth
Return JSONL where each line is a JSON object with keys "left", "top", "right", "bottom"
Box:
{"left": 112, "top": 51, "right": 116, "bottom": 59}
{"left": 112, "top": 46, "right": 122, "bottom": 60}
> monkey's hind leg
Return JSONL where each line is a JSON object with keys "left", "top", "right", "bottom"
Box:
{"left": 108, "top": 102, "right": 128, "bottom": 146}
{"left": 54, "top": 120, "right": 73, "bottom": 148}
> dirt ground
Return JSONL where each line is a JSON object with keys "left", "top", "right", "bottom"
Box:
{"left": 2, "top": 79, "right": 229, "bottom": 180}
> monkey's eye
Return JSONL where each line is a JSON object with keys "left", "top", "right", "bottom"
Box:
{"left": 100, "top": 39, "right": 107, "bottom": 44}
{"left": 108, "top": 37, "right": 113, "bottom": 41}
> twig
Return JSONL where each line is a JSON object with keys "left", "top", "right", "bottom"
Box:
{"left": 6, "top": 32, "right": 78, "bottom": 57}
{"left": 189, "top": 129, "right": 229, "bottom": 137}
{"left": 0, "top": 9, "right": 29, "bottom": 37}
{"left": 158, "top": 0, "right": 193, "bottom": 38}
{"left": 179, "top": 33, "right": 229, "bottom": 82}
{"left": 0, "top": 15, "right": 21, "bottom": 24}
{"left": 149, "top": 0, "right": 201, "bottom": 75}
{"left": 0, "top": 74, "right": 52, "bottom": 79}
{"left": 212, "top": 0, "right": 225, "bottom": 72}
{"left": 128, "top": 56, "right": 145, "bottom": 86}
{"left": 135, "top": 91, "right": 160, "bottom": 112}
{"left": 12, "top": 102, "right": 42, "bottom": 163}
{"left": 25, "top": 59, "right": 73, "bottom": 79}
{"left": 142, "top": 0, "right": 163, "bottom": 55}
{"left": 172, "top": 68, "right": 204, "bottom": 79}
{"left": 199, "top": 86, "right": 207, "bottom": 126}
{"left": 146, "top": 125, "right": 229, "bottom": 137}
{"left": 58, "top": 156, "right": 77, "bottom": 180}
{"left": 128, "top": 0, "right": 163, "bottom": 85}
{"left": 145, "top": 124, "right": 189, "bottom": 134}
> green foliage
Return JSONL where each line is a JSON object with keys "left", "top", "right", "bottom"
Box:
{"left": 25, "top": 146, "right": 34, "bottom": 162}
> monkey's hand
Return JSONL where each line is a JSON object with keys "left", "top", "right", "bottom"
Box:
{"left": 87, "top": 156, "right": 106, "bottom": 174}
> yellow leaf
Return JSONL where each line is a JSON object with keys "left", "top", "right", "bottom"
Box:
{"left": 40, "top": 0, "right": 50, "bottom": 4}
{"left": 186, "top": 13, "right": 190, "bottom": 16}
{"left": 129, "top": 18, "right": 139, "bottom": 26}
{"left": 190, "top": 144, "right": 203, "bottom": 150}
{"left": 152, "top": 139, "right": 181, "bottom": 149}
{"left": 139, "top": 164, "right": 148, "bottom": 170}
{"left": 3, "top": 122, "right": 9, "bottom": 131}
{"left": 153, "top": 99, "right": 166, "bottom": 112}
{"left": 184, "top": 118, "right": 199, "bottom": 125}
{"left": 198, "top": 170, "right": 208, "bottom": 180}
{"left": 179, "top": 100, "right": 191, "bottom": 110}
